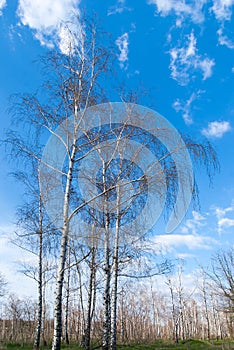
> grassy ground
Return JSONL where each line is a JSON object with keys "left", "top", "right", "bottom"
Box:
{"left": 1, "top": 339, "right": 234, "bottom": 349}
{"left": 118, "top": 339, "right": 234, "bottom": 349}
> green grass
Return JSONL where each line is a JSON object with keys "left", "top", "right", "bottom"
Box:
{"left": 118, "top": 339, "right": 234, "bottom": 349}
{"left": 1, "top": 340, "right": 234, "bottom": 350}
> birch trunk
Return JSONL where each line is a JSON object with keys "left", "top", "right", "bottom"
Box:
{"left": 52, "top": 143, "right": 76, "bottom": 350}
{"left": 75, "top": 257, "right": 86, "bottom": 340}
{"left": 102, "top": 241, "right": 111, "bottom": 350}
{"left": 33, "top": 193, "right": 43, "bottom": 350}
{"left": 120, "top": 288, "right": 126, "bottom": 343}
{"left": 42, "top": 275, "right": 47, "bottom": 346}
{"left": 64, "top": 246, "right": 71, "bottom": 345}
{"left": 52, "top": 228, "right": 69, "bottom": 350}
{"left": 201, "top": 274, "right": 210, "bottom": 340}
{"left": 84, "top": 245, "right": 96, "bottom": 350}
{"left": 110, "top": 184, "right": 120, "bottom": 350}
{"left": 102, "top": 161, "right": 111, "bottom": 350}
{"left": 168, "top": 279, "right": 179, "bottom": 343}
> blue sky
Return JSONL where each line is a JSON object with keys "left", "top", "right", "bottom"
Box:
{"left": 0, "top": 0, "right": 234, "bottom": 296}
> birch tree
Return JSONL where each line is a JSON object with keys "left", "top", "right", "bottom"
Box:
{"left": 199, "top": 269, "right": 211, "bottom": 340}
{"left": 7, "top": 14, "right": 113, "bottom": 349}
{"left": 4, "top": 12, "right": 220, "bottom": 349}
{"left": 4, "top": 160, "right": 57, "bottom": 350}
{"left": 79, "top": 224, "right": 100, "bottom": 350}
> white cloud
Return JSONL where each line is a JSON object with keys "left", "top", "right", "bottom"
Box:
{"left": 199, "top": 58, "right": 215, "bottom": 79}
{"left": 148, "top": 0, "right": 234, "bottom": 23}
{"left": 115, "top": 32, "right": 129, "bottom": 69}
{"left": 0, "top": 0, "right": 6, "bottom": 15}
{"left": 218, "top": 217, "right": 234, "bottom": 229}
{"left": 217, "top": 28, "right": 234, "bottom": 48}
{"left": 169, "top": 32, "right": 215, "bottom": 85}
{"left": 153, "top": 211, "right": 216, "bottom": 253}
{"left": 17, "top": 0, "right": 80, "bottom": 54}
{"left": 148, "top": 0, "right": 190, "bottom": 15}
{"left": 214, "top": 204, "right": 234, "bottom": 232}
{"left": 186, "top": 32, "right": 197, "bottom": 56}
{"left": 176, "top": 252, "right": 196, "bottom": 259}
{"left": 147, "top": 0, "right": 206, "bottom": 23}
{"left": 173, "top": 90, "right": 204, "bottom": 125}
{"left": 211, "top": 0, "right": 234, "bottom": 21}
{"left": 215, "top": 206, "right": 233, "bottom": 219}
{"left": 108, "top": 0, "right": 132, "bottom": 16}
{"left": 154, "top": 233, "right": 216, "bottom": 251}
{"left": 181, "top": 210, "right": 206, "bottom": 235}
{"left": 202, "top": 121, "right": 231, "bottom": 138}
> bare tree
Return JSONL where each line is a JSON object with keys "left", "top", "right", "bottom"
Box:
{"left": 82, "top": 228, "right": 99, "bottom": 350}
{"left": 6, "top": 16, "right": 112, "bottom": 350}
{"left": 11, "top": 167, "right": 58, "bottom": 349}
{"left": 199, "top": 269, "right": 211, "bottom": 340}
{"left": 206, "top": 247, "right": 234, "bottom": 336}
{"left": 166, "top": 277, "right": 179, "bottom": 343}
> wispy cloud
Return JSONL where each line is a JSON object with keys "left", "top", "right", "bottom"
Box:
{"left": 173, "top": 90, "right": 204, "bottom": 124}
{"left": 202, "top": 121, "right": 231, "bottom": 138}
{"left": 0, "top": 0, "right": 6, "bottom": 15}
{"left": 176, "top": 252, "right": 196, "bottom": 259}
{"left": 154, "top": 211, "right": 216, "bottom": 253}
{"left": 218, "top": 217, "right": 234, "bottom": 230}
{"left": 148, "top": 0, "right": 234, "bottom": 23}
{"left": 211, "top": 0, "right": 234, "bottom": 21}
{"left": 214, "top": 204, "right": 234, "bottom": 233}
{"left": 154, "top": 234, "right": 216, "bottom": 252}
{"left": 17, "top": 0, "right": 80, "bottom": 54}
{"left": 147, "top": 0, "right": 206, "bottom": 23}
{"left": 169, "top": 32, "right": 215, "bottom": 85}
{"left": 217, "top": 28, "right": 234, "bottom": 49}
{"left": 108, "top": 0, "right": 132, "bottom": 16}
{"left": 181, "top": 211, "right": 207, "bottom": 235}
{"left": 115, "top": 32, "right": 129, "bottom": 69}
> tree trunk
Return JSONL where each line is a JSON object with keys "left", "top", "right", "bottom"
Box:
{"left": 120, "top": 288, "right": 126, "bottom": 343}
{"left": 52, "top": 144, "right": 76, "bottom": 350}
{"left": 33, "top": 194, "right": 43, "bottom": 350}
{"left": 102, "top": 242, "right": 111, "bottom": 350}
{"left": 102, "top": 162, "right": 111, "bottom": 350}
{"left": 42, "top": 274, "right": 47, "bottom": 346}
{"left": 84, "top": 246, "right": 96, "bottom": 350}
{"left": 64, "top": 246, "right": 71, "bottom": 345}
{"left": 52, "top": 228, "right": 69, "bottom": 350}
{"left": 75, "top": 256, "right": 86, "bottom": 342}
{"left": 201, "top": 272, "right": 211, "bottom": 340}
{"left": 110, "top": 184, "right": 120, "bottom": 350}
{"left": 168, "top": 280, "right": 179, "bottom": 343}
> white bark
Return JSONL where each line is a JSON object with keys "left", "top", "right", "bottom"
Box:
{"left": 64, "top": 246, "right": 71, "bottom": 345}
{"left": 84, "top": 245, "right": 96, "bottom": 350}
{"left": 33, "top": 193, "right": 43, "bottom": 350}
{"left": 110, "top": 184, "right": 120, "bottom": 350}
{"left": 102, "top": 160, "right": 111, "bottom": 350}
{"left": 52, "top": 142, "right": 76, "bottom": 350}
